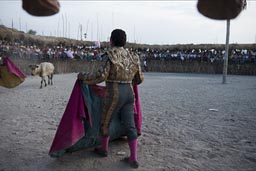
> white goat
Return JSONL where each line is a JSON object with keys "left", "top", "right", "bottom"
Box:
{"left": 29, "top": 62, "right": 54, "bottom": 88}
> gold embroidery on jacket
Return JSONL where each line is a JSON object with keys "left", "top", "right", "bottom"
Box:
{"left": 82, "top": 56, "right": 110, "bottom": 85}
{"left": 107, "top": 47, "right": 144, "bottom": 84}
{"left": 101, "top": 83, "right": 119, "bottom": 136}
{"left": 82, "top": 47, "right": 144, "bottom": 85}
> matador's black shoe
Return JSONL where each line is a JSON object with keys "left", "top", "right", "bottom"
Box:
{"left": 121, "top": 157, "right": 139, "bottom": 169}
{"left": 93, "top": 148, "right": 108, "bottom": 157}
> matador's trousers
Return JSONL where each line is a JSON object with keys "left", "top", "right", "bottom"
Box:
{"left": 100, "top": 82, "right": 138, "bottom": 141}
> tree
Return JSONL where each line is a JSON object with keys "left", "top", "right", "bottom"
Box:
{"left": 27, "top": 29, "right": 36, "bottom": 35}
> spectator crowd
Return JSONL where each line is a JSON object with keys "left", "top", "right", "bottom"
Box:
{"left": 138, "top": 48, "right": 256, "bottom": 65}
{"left": 1, "top": 39, "right": 256, "bottom": 65}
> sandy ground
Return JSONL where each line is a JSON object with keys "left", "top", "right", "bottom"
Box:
{"left": 0, "top": 72, "right": 256, "bottom": 171}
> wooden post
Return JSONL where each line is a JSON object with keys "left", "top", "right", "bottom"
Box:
{"left": 222, "top": 19, "right": 230, "bottom": 84}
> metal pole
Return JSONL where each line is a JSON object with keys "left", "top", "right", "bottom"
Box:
{"left": 62, "top": 14, "right": 64, "bottom": 37}
{"left": 222, "top": 19, "right": 230, "bottom": 84}
{"left": 80, "top": 24, "right": 83, "bottom": 41}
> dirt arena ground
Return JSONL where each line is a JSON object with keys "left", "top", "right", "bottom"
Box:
{"left": 0, "top": 72, "right": 256, "bottom": 171}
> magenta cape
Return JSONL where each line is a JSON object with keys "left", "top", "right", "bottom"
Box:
{"left": 4, "top": 57, "right": 26, "bottom": 78}
{"left": 0, "top": 57, "right": 26, "bottom": 88}
{"left": 49, "top": 80, "right": 142, "bottom": 157}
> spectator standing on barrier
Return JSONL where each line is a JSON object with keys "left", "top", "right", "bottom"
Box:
{"left": 143, "top": 59, "right": 148, "bottom": 72}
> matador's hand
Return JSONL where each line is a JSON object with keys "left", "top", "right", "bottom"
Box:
{"left": 77, "top": 72, "right": 85, "bottom": 80}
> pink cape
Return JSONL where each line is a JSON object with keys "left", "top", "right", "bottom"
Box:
{"left": 49, "top": 80, "right": 142, "bottom": 157}
{"left": 4, "top": 57, "right": 26, "bottom": 78}
{"left": 0, "top": 57, "right": 26, "bottom": 88}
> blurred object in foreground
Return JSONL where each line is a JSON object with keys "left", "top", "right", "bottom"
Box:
{"left": 0, "top": 57, "right": 26, "bottom": 88}
{"left": 197, "top": 0, "right": 247, "bottom": 20}
{"left": 22, "top": 0, "right": 60, "bottom": 17}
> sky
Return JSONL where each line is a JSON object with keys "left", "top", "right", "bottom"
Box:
{"left": 0, "top": 0, "right": 256, "bottom": 45}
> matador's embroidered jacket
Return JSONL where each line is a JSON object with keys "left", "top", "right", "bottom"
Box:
{"left": 81, "top": 47, "right": 144, "bottom": 137}
{"left": 81, "top": 47, "right": 144, "bottom": 85}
